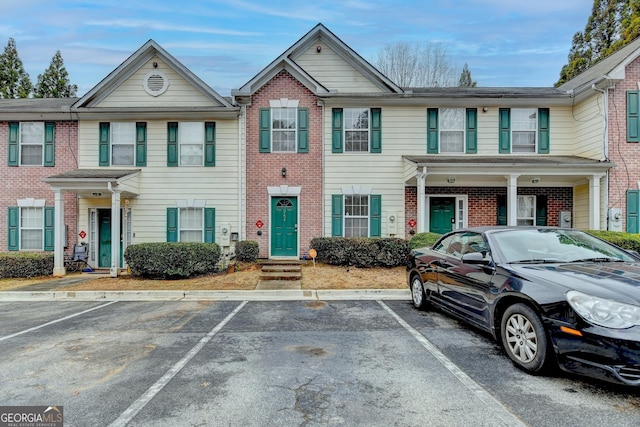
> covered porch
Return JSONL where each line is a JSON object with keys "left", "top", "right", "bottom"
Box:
{"left": 43, "top": 169, "right": 140, "bottom": 277}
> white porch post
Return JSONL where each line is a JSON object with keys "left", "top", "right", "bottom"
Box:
{"left": 53, "top": 190, "right": 66, "bottom": 277}
{"left": 110, "top": 187, "right": 121, "bottom": 277}
{"left": 589, "top": 174, "right": 603, "bottom": 230}
{"left": 506, "top": 175, "right": 520, "bottom": 226}
{"left": 417, "top": 167, "right": 427, "bottom": 233}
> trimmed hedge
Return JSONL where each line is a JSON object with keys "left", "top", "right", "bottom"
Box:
{"left": 124, "top": 242, "right": 221, "bottom": 279}
{"left": 409, "top": 232, "right": 442, "bottom": 249}
{"left": 586, "top": 230, "right": 640, "bottom": 252}
{"left": 235, "top": 240, "right": 259, "bottom": 262}
{"left": 309, "top": 237, "right": 409, "bottom": 267}
{"left": 0, "top": 252, "right": 54, "bottom": 278}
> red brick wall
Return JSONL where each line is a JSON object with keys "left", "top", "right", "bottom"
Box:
{"left": 0, "top": 121, "right": 78, "bottom": 254}
{"left": 607, "top": 55, "right": 640, "bottom": 230}
{"left": 245, "top": 70, "right": 323, "bottom": 258}
{"left": 404, "top": 186, "right": 573, "bottom": 236}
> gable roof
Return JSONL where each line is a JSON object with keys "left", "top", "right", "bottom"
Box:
{"left": 232, "top": 23, "right": 403, "bottom": 100}
{"left": 559, "top": 36, "right": 640, "bottom": 96}
{"left": 73, "top": 39, "right": 233, "bottom": 109}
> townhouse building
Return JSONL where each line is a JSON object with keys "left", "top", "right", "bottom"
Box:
{"left": 2, "top": 23, "right": 633, "bottom": 276}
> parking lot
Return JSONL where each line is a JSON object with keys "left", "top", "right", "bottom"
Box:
{"left": 1, "top": 298, "right": 639, "bottom": 426}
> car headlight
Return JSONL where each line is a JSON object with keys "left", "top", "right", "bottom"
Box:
{"left": 566, "top": 290, "right": 640, "bottom": 329}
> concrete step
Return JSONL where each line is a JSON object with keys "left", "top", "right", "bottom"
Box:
{"left": 261, "top": 265, "right": 302, "bottom": 273}
{"left": 259, "top": 271, "right": 302, "bottom": 281}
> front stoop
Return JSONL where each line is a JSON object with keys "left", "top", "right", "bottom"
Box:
{"left": 257, "top": 260, "right": 303, "bottom": 290}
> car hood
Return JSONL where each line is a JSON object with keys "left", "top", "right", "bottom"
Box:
{"left": 508, "top": 262, "right": 640, "bottom": 305}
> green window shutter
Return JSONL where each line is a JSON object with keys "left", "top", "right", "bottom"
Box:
{"left": 205, "top": 122, "right": 216, "bottom": 166}
{"left": 370, "top": 108, "right": 382, "bottom": 153}
{"left": 167, "top": 208, "right": 178, "bottom": 242}
{"left": 497, "top": 195, "right": 507, "bottom": 225}
{"left": 259, "top": 108, "right": 271, "bottom": 153}
{"left": 204, "top": 207, "right": 216, "bottom": 243}
{"left": 332, "top": 108, "right": 344, "bottom": 153}
{"left": 499, "top": 108, "right": 511, "bottom": 153}
{"left": 135, "top": 122, "right": 147, "bottom": 166}
{"left": 535, "top": 195, "right": 547, "bottom": 226}
{"left": 44, "top": 207, "right": 54, "bottom": 251}
{"left": 8, "top": 122, "right": 19, "bottom": 167}
{"left": 465, "top": 108, "right": 477, "bottom": 154}
{"left": 538, "top": 108, "right": 550, "bottom": 153}
{"left": 627, "top": 190, "right": 640, "bottom": 233}
{"left": 628, "top": 91, "right": 640, "bottom": 142}
{"left": 297, "top": 108, "right": 309, "bottom": 153}
{"left": 427, "top": 108, "right": 439, "bottom": 153}
{"left": 167, "top": 122, "right": 178, "bottom": 167}
{"left": 370, "top": 195, "right": 381, "bottom": 237}
{"left": 99, "top": 122, "right": 110, "bottom": 166}
{"left": 44, "top": 122, "right": 55, "bottom": 166}
{"left": 8, "top": 207, "right": 18, "bottom": 250}
{"left": 331, "top": 195, "right": 343, "bottom": 236}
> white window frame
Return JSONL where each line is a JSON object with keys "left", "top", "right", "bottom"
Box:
{"left": 179, "top": 122, "right": 204, "bottom": 166}
{"left": 19, "top": 122, "right": 45, "bottom": 166}
{"left": 110, "top": 122, "right": 136, "bottom": 166}
{"left": 179, "top": 207, "right": 204, "bottom": 242}
{"left": 344, "top": 194, "right": 369, "bottom": 237}
{"left": 517, "top": 195, "right": 536, "bottom": 225}
{"left": 439, "top": 108, "right": 465, "bottom": 153}
{"left": 20, "top": 207, "right": 44, "bottom": 250}
{"left": 511, "top": 108, "right": 537, "bottom": 153}
{"left": 344, "top": 108, "right": 369, "bottom": 152}
{"left": 271, "top": 107, "right": 297, "bottom": 152}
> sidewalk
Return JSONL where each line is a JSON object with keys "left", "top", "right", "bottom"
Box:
{"left": 0, "top": 273, "right": 411, "bottom": 302}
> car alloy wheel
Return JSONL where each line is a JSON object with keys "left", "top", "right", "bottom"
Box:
{"left": 411, "top": 276, "right": 427, "bottom": 309}
{"left": 500, "top": 303, "right": 550, "bottom": 373}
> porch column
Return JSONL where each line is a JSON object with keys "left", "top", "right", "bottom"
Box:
{"left": 53, "top": 190, "right": 66, "bottom": 277}
{"left": 506, "top": 174, "right": 519, "bottom": 226}
{"left": 417, "top": 167, "right": 427, "bottom": 233}
{"left": 110, "top": 186, "right": 121, "bottom": 277}
{"left": 589, "top": 174, "right": 603, "bottom": 230}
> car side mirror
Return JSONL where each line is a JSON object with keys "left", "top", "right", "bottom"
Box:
{"left": 461, "top": 252, "right": 491, "bottom": 265}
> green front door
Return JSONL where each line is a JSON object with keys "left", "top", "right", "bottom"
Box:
{"left": 430, "top": 197, "right": 455, "bottom": 234}
{"left": 98, "top": 210, "right": 111, "bottom": 268}
{"left": 271, "top": 197, "right": 298, "bottom": 257}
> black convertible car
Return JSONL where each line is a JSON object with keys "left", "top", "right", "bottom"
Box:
{"left": 406, "top": 226, "right": 640, "bottom": 386}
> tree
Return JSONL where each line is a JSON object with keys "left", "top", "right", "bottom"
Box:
{"left": 458, "top": 63, "right": 476, "bottom": 87}
{"left": 373, "top": 41, "right": 461, "bottom": 87}
{"left": 35, "top": 50, "right": 78, "bottom": 98}
{"left": 556, "top": 0, "right": 636, "bottom": 86}
{"left": 0, "top": 38, "right": 32, "bottom": 98}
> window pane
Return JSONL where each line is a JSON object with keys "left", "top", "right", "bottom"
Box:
{"left": 512, "top": 131, "right": 535, "bottom": 153}
{"left": 21, "top": 145, "right": 43, "bottom": 165}
{"left": 21, "top": 230, "right": 42, "bottom": 250}
{"left": 111, "top": 122, "right": 135, "bottom": 143}
{"left": 345, "top": 218, "right": 368, "bottom": 237}
{"left": 20, "top": 122, "right": 44, "bottom": 144}
{"left": 440, "top": 131, "right": 464, "bottom": 152}
{"left": 345, "top": 108, "right": 369, "bottom": 152}
{"left": 112, "top": 145, "right": 135, "bottom": 165}
{"left": 440, "top": 108, "right": 464, "bottom": 130}
{"left": 517, "top": 196, "right": 535, "bottom": 225}
{"left": 180, "top": 230, "right": 203, "bottom": 242}
{"left": 179, "top": 123, "right": 204, "bottom": 165}
{"left": 273, "top": 131, "right": 296, "bottom": 152}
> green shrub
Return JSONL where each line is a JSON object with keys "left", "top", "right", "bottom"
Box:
{"left": 0, "top": 252, "right": 53, "bottom": 278}
{"left": 587, "top": 230, "right": 640, "bottom": 252}
{"left": 124, "top": 242, "right": 221, "bottom": 279}
{"left": 235, "top": 240, "right": 259, "bottom": 262}
{"left": 309, "top": 237, "right": 409, "bottom": 267}
{"left": 409, "top": 232, "right": 442, "bottom": 249}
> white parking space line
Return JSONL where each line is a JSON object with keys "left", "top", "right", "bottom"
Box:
{"left": 109, "top": 300, "right": 248, "bottom": 427}
{"left": 0, "top": 301, "right": 118, "bottom": 342}
{"left": 378, "top": 301, "right": 527, "bottom": 427}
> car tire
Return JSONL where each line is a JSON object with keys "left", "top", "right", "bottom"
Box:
{"left": 411, "top": 275, "right": 428, "bottom": 310}
{"left": 500, "top": 303, "right": 550, "bottom": 373}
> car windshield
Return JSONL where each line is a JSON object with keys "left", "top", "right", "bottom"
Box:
{"left": 489, "top": 229, "right": 638, "bottom": 264}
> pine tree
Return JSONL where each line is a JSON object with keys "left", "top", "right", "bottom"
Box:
{"left": 556, "top": 0, "right": 635, "bottom": 86}
{"left": 458, "top": 63, "right": 477, "bottom": 87}
{"left": 0, "top": 38, "right": 33, "bottom": 98}
{"left": 35, "top": 50, "right": 78, "bottom": 98}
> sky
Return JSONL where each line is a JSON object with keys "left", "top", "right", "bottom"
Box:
{"left": 1, "top": 0, "right": 593, "bottom": 97}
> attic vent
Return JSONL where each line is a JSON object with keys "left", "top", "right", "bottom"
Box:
{"left": 143, "top": 70, "right": 169, "bottom": 96}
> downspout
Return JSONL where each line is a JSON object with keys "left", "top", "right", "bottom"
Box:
{"left": 592, "top": 79, "right": 609, "bottom": 230}
{"left": 238, "top": 106, "right": 244, "bottom": 242}
{"left": 319, "top": 98, "right": 326, "bottom": 237}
